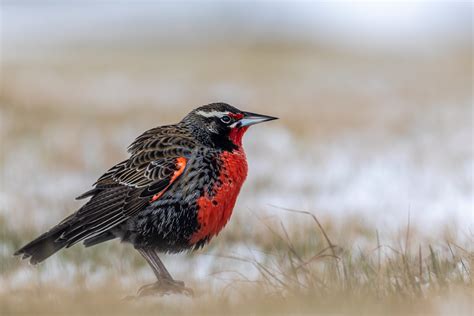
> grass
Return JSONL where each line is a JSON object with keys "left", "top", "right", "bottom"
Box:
{"left": 1, "top": 208, "right": 472, "bottom": 316}
{"left": 1, "top": 34, "right": 471, "bottom": 315}
{"left": 252, "top": 209, "right": 471, "bottom": 299}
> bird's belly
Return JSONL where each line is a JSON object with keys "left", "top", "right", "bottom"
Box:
{"left": 189, "top": 149, "right": 248, "bottom": 245}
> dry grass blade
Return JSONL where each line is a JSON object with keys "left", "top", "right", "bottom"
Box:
{"left": 268, "top": 205, "right": 339, "bottom": 260}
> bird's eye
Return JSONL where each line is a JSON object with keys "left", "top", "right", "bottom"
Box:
{"left": 220, "top": 115, "right": 232, "bottom": 124}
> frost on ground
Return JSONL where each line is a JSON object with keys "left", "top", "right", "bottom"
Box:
{"left": 1, "top": 100, "right": 471, "bottom": 298}
{"left": 0, "top": 9, "right": 472, "bottom": 312}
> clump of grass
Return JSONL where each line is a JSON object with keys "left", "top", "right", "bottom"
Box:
{"left": 231, "top": 207, "right": 472, "bottom": 308}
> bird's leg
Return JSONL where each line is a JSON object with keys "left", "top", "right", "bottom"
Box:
{"left": 135, "top": 248, "right": 193, "bottom": 297}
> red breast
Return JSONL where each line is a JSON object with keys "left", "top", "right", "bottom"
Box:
{"left": 189, "top": 145, "right": 248, "bottom": 244}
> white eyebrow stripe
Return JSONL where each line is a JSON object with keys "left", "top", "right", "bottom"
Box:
{"left": 195, "top": 110, "right": 229, "bottom": 118}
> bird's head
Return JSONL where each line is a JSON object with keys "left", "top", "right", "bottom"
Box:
{"left": 183, "top": 102, "right": 278, "bottom": 151}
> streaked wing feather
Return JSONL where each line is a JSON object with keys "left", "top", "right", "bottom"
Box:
{"left": 62, "top": 126, "right": 194, "bottom": 247}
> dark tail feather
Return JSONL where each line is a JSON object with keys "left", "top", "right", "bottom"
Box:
{"left": 14, "top": 226, "right": 69, "bottom": 265}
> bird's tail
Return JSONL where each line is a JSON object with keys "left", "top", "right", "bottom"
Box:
{"left": 14, "top": 224, "right": 70, "bottom": 265}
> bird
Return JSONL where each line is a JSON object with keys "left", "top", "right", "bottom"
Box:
{"left": 14, "top": 102, "right": 277, "bottom": 297}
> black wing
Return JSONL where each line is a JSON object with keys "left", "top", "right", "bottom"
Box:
{"left": 15, "top": 127, "right": 194, "bottom": 264}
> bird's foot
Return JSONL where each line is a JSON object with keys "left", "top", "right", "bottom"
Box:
{"left": 136, "top": 278, "right": 194, "bottom": 297}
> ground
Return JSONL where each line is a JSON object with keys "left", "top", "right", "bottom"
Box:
{"left": 0, "top": 9, "right": 472, "bottom": 315}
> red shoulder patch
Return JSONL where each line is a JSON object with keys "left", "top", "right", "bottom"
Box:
{"left": 150, "top": 157, "right": 187, "bottom": 202}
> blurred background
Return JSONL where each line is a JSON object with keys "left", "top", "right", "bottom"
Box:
{"left": 0, "top": 0, "right": 472, "bottom": 314}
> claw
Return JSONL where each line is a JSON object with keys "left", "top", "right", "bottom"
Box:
{"left": 135, "top": 279, "right": 194, "bottom": 298}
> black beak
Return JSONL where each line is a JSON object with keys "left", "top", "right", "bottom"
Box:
{"left": 239, "top": 111, "right": 278, "bottom": 127}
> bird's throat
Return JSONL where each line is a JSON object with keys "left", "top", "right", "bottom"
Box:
{"left": 228, "top": 127, "right": 249, "bottom": 147}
